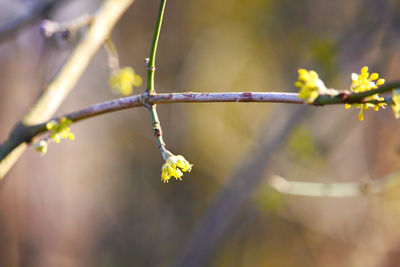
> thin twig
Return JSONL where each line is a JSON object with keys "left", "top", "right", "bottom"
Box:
{"left": 146, "top": 0, "right": 167, "bottom": 94}
{"left": 40, "top": 14, "right": 93, "bottom": 38}
{"left": 0, "top": 0, "right": 64, "bottom": 43}
{"left": 315, "top": 80, "right": 400, "bottom": 105}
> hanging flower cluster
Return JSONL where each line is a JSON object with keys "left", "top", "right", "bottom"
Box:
{"left": 161, "top": 154, "right": 193, "bottom": 183}
{"left": 108, "top": 67, "right": 142, "bottom": 96}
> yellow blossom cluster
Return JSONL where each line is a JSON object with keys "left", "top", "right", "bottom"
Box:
{"left": 108, "top": 67, "right": 142, "bottom": 96}
{"left": 46, "top": 117, "right": 75, "bottom": 143}
{"left": 294, "top": 69, "right": 327, "bottom": 104}
{"left": 161, "top": 154, "right": 193, "bottom": 183}
{"left": 34, "top": 117, "right": 75, "bottom": 155}
{"left": 345, "top": 66, "right": 386, "bottom": 121}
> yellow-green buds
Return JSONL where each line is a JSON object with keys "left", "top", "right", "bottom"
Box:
{"left": 35, "top": 117, "right": 74, "bottom": 155}
{"left": 347, "top": 66, "right": 386, "bottom": 121}
{"left": 108, "top": 67, "right": 142, "bottom": 96}
{"left": 161, "top": 154, "right": 193, "bottom": 183}
{"left": 46, "top": 117, "right": 75, "bottom": 143}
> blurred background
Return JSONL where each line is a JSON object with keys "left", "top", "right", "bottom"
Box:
{"left": 1, "top": 0, "right": 400, "bottom": 266}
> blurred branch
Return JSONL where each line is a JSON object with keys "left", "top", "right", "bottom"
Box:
{"left": 174, "top": 105, "right": 306, "bottom": 266}
{"left": 0, "top": 0, "right": 64, "bottom": 43}
{"left": 0, "top": 0, "right": 135, "bottom": 179}
{"left": 268, "top": 168, "right": 400, "bottom": 198}
{"left": 268, "top": 175, "right": 378, "bottom": 197}
{"left": 39, "top": 14, "right": 93, "bottom": 38}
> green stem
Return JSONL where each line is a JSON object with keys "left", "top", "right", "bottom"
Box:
{"left": 347, "top": 80, "right": 400, "bottom": 101}
{"left": 145, "top": 0, "right": 168, "bottom": 158}
{"left": 149, "top": 105, "right": 167, "bottom": 155}
{"left": 315, "top": 80, "right": 400, "bottom": 105}
{"left": 146, "top": 0, "right": 167, "bottom": 93}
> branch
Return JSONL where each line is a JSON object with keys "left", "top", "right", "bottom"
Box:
{"left": 267, "top": 167, "right": 400, "bottom": 198}
{"left": 15, "top": 92, "right": 304, "bottom": 141}
{"left": 0, "top": 0, "right": 64, "bottom": 43}
{"left": 315, "top": 80, "right": 400, "bottom": 105}
{"left": 267, "top": 175, "right": 379, "bottom": 197}
{"left": 0, "top": 0, "right": 135, "bottom": 179}
{"left": 2, "top": 86, "right": 400, "bottom": 167}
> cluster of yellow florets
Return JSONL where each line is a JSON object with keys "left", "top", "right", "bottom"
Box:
{"left": 46, "top": 117, "right": 75, "bottom": 143}
{"left": 294, "top": 69, "right": 327, "bottom": 104}
{"left": 161, "top": 154, "right": 193, "bottom": 183}
{"left": 108, "top": 67, "right": 142, "bottom": 96}
{"left": 34, "top": 117, "right": 75, "bottom": 155}
{"left": 345, "top": 66, "right": 386, "bottom": 121}
{"left": 295, "top": 66, "right": 389, "bottom": 121}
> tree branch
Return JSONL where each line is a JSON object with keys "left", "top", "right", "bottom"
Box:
{"left": 314, "top": 80, "right": 400, "bottom": 105}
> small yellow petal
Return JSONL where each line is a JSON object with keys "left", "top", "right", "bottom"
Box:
{"left": 377, "top": 79, "right": 385, "bottom": 86}
{"left": 369, "top": 73, "right": 379, "bottom": 81}
{"left": 361, "top": 66, "right": 368, "bottom": 74}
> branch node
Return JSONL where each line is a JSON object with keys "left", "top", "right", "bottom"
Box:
{"left": 139, "top": 93, "right": 153, "bottom": 110}
{"left": 144, "top": 57, "right": 155, "bottom": 71}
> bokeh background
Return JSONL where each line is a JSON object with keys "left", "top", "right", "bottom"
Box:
{"left": 1, "top": 0, "right": 400, "bottom": 266}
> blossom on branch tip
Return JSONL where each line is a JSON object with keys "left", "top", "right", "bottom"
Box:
{"left": 347, "top": 66, "right": 386, "bottom": 121}
{"left": 161, "top": 154, "right": 193, "bottom": 183}
{"left": 108, "top": 66, "right": 142, "bottom": 96}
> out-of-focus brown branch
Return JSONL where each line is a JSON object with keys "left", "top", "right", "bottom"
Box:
{"left": 0, "top": 0, "right": 64, "bottom": 43}
{"left": 173, "top": 105, "right": 306, "bottom": 267}
{"left": 0, "top": 0, "right": 135, "bottom": 179}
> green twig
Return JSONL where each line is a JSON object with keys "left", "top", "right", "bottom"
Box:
{"left": 146, "top": 0, "right": 167, "bottom": 94}
{"left": 315, "top": 80, "right": 400, "bottom": 105}
{"left": 145, "top": 0, "right": 168, "bottom": 158}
